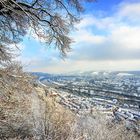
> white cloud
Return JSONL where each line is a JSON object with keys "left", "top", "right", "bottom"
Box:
{"left": 31, "top": 59, "right": 140, "bottom": 73}
{"left": 110, "top": 26, "right": 140, "bottom": 49}
{"left": 73, "top": 29, "right": 106, "bottom": 44}
{"left": 70, "top": 1, "right": 140, "bottom": 61}
{"left": 24, "top": 1, "right": 140, "bottom": 73}
{"left": 118, "top": 2, "right": 140, "bottom": 22}
{"left": 75, "top": 15, "right": 98, "bottom": 29}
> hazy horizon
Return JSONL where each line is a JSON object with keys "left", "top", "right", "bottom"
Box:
{"left": 30, "top": 70, "right": 140, "bottom": 75}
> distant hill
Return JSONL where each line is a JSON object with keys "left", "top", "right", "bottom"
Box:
{"left": 30, "top": 71, "right": 140, "bottom": 78}
{"left": 62, "top": 71, "right": 140, "bottom": 77}
{"left": 30, "top": 72, "right": 51, "bottom": 77}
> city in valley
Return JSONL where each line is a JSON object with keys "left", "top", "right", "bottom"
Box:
{"left": 33, "top": 71, "right": 140, "bottom": 127}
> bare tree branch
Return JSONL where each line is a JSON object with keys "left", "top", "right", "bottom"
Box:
{"left": 0, "top": 0, "right": 94, "bottom": 57}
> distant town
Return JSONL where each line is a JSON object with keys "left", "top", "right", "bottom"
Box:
{"left": 33, "top": 71, "right": 140, "bottom": 125}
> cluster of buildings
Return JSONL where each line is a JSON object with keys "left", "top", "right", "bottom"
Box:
{"left": 35, "top": 71, "right": 140, "bottom": 131}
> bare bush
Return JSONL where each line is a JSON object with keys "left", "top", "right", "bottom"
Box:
{"left": 0, "top": 62, "right": 34, "bottom": 139}
{"left": 34, "top": 89, "right": 75, "bottom": 140}
{"left": 69, "top": 112, "right": 139, "bottom": 140}
{"left": 0, "top": 87, "right": 34, "bottom": 139}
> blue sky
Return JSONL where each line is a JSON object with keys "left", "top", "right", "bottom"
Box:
{"left": 20, "top": 0, "right": 140, "bottom": 73}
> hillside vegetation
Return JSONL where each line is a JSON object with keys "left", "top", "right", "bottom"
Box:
{"left": 0, "top": 85, "right": 139, "bottom": 140}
